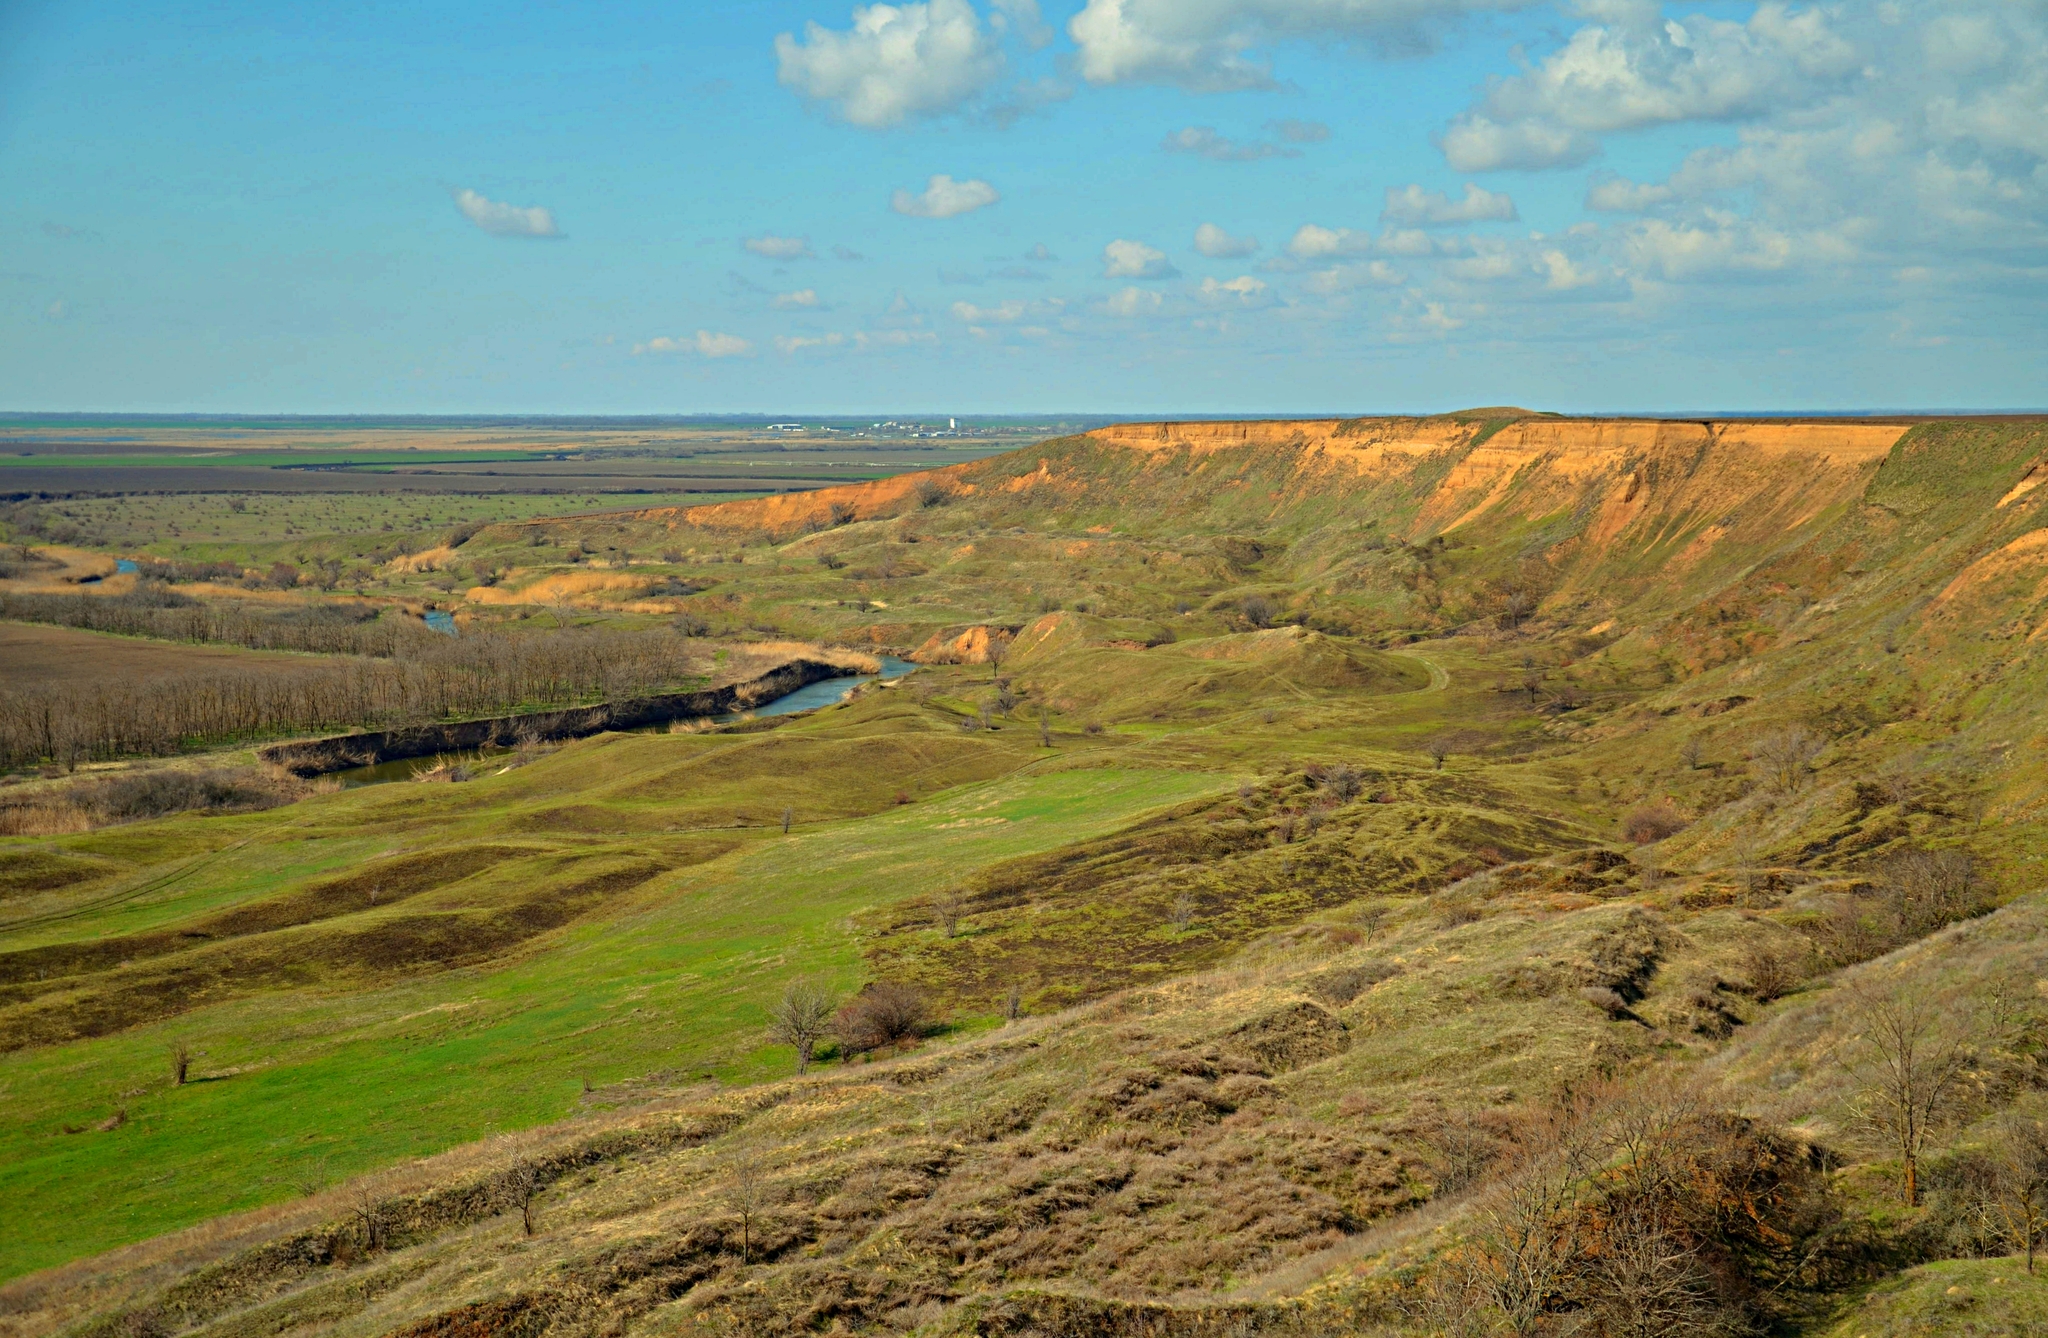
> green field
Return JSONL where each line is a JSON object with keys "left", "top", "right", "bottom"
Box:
{"left": 0, "top": 693, "right": 1236, "bottom": 1274}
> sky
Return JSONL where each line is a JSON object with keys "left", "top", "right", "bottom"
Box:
{"left": 2, "top": 0, "right": 2044, "bottom": 415}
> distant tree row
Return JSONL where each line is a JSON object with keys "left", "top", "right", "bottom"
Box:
{"left": 0, "top": 623, "right": 712, "bottom": 769}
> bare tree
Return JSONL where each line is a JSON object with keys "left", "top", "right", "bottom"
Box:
{"left": 501, "top": 1162, "right": 542, "bottom": 1236}
{"left": 1424, "top": 735, "right": 1453, "bottom": 770}
{"left": 167, "top": 1041, "right": 192, "bottom": 1087}
{"left": 1752, "top": 725, "right": 1825, "bottom": 793}
{"left": 1741, "top": 943, "right": 1802, "bottom": 1003}
{"left": 1848, "top": 986, "right": 1979, "bottom": 1205}
{"left": 1003, "top": 985, "right": 1022, "bottom": 1022}
{"left": 984, "top": 634, "right": 1008, "bottom": 680}
{"left": 1678, "top": 735, "right": 1705, "bottom": 770}
{"left": 1039, "top": 706, "right": 1052, "bottom": 748}
{"left": 780, "top": 806, "right": 793, "bottom": 835}
{"left": 722, "top": 1152, "right": 771, "bottom": 1264}
{"left": 931, "top": 891, "right": 965, "bottom": 938}
{"left": 348, "top": 1185, "right": 388, "bottom": 1253}
{"left": 768, "top": 980, "right": 834, "bottom": 1074}
{"left": 1169, "top": 892, "right": 1197, "bottom": 932}
{"left": 1356, "top": 903, "right": 1389, "bottom": 942}
{"left": 1981, "top": 1108, "right": 2048, "bottom": 1273}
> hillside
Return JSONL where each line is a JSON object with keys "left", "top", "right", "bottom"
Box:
{"left": 3, "top": 415, "right": 2046, "bottom": 1337}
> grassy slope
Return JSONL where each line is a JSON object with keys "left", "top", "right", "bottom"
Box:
{"left": 0, "top": 695, "right": 1237, "bottom": 1276}
{"left": 2, "top": 417, "right": 2044, "bottom": 1332}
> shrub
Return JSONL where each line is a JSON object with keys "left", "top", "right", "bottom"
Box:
{"left": 1241, "top": 594, "right": 1278, "bottom": 629}
{"left": 1622, "top": 800, "right": 1690, "bottom": 844}
{"left": 1305, "top": 960, "right": 1399, "bottom": 1006}
{"left": 1580, "top": 985, "right": 1631, "bottom": 1018}
{"left": 832, "top": 982, "right": 929, "bottom": 1057}
{"left": 1741, "top": 944, "right": 1803, "bottom": 1002}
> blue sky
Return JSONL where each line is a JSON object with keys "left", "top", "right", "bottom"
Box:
{"left": 3, "top": 0, "right": 2044, "bottom": 414}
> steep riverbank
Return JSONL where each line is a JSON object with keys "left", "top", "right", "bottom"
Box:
{"left": 258, "top": 656, "right": 857, "bottom": 777}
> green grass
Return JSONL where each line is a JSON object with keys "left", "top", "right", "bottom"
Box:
{"left": 1815, "top": 1256, "right": 2048, "bottom": 1337}
{"left": 0, "top": 736, "right": 1229, "bottom": 1277}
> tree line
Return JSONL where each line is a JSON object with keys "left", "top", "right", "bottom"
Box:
{"left": 0, "top": 620, "right": 713, "bottom": 769}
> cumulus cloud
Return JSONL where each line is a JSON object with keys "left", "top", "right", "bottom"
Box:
{"left": 1381, "top": 182, "right": 1517, "bottom": 227}
{"left": 1286, "top": 224, "right": 1372, "bottom": 260}
{"left": 1101, "top": 285, "right": 1165, "bottom": 317}
{"left": 1102, "top": 238, "right": 1177, "bottom": 279}
{"left": 634, "top": 330, "right": 755, "bottom": 357}
{"left": 1197, "top": 274, "right": 1270, "bottom": 305}
{"left": 891, "top": 173, "right": 1001, "bottom": 218}
{"left": 1068, "top": 0, "right": 1538, "bottom": 92}
{"left": 776, "top": 0, "right": 1003, "bottom": 128}
{"left": 1439, "top": 3, "right": 1860, "bottom": 169}
{"left": 1161, "top": 126, "right": 1297, "bottom": 161}
{"left": 1194, "top": 223, "right": 1258, "bottom": 258}
{"left": 773, "top": 289, "right": 821, "bottom": 308}
{"left": 452, "top": 188, "right": 562, "bottom": 239}
{"left": 744, "top": 234, "right": 813, "bottom": 260}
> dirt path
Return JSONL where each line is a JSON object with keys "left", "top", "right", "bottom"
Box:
{"left": 1392, "top": 649, "right": 1450, "bottom": 692}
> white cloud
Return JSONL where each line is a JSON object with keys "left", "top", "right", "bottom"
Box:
{"left": 1102, "top": 238, "right": 1177, "bottom": 278}
{"left": 1101, "top": 285, "right": 1165, "bottom": 317}
{"left": 775, "top": 332, "right": 849, "bottom": 354}
{"left": 633, "top": 330, "right": 756, "bottom": 357}
{"left": 1303, "top": 260, "right": 1404, "bottom": 295}
{"left": 1440, "top": 4, "right": 1861, "bottom": 169}
{"left": 1446, "top": 250, "right": 1519, "bottom": 281}
{"left": 1197, "top": 274, "right": 1270, "bottom": 304}
{"left": 1539, "top": 249, "right": 1602, "bottom": 290}
{"left": 1419, "top": 301, "right": 1464, "bottom": 332}
{"left": 775, "top": 0, "right": 1003, "bottom": 128}
{"left": 1067, "top": 0, "right": 1538, "bottom": 92}
{"left": 1024, "top": 243, "right": 1057, "bottom": 261}
{"left": 1381, "top": 182, "right": 1517, "bottom": 227}
{"left": 1161, "top": 126, "right": 1297, "bottom": 161}
{"left": 891, "top": 173, "right": 1001, "bottom": 218}
{"left": 1437, "top": 116, "right": 1595, "bottom": 171}
{"left": 773, "top": 289, "right": 821, "bottom": 308}
{"left": 744, "top": 234, "right": 814, "bottom": 260}
{"left": 1194, "top": 222, "right": 1258, "bottom": 258}
{"left": 1286, "top": 224, "right": 1371, "bottom": 260}
{"left": 452, "top": 188, "right": 562, "bottom": 239}
{"left": 950, "top": 299, "right": 1029, "bottom": 322}
{"left": 1585, "top": 176, "right": 1674, "bottom": 212}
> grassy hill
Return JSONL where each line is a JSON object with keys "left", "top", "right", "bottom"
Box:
{"left": 2, "top": 414, "right": 2045, "bottom": 1336}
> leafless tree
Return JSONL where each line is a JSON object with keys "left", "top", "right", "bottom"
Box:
{"left": 167, "top": 1041, "right": 191, "bottom": 1087}
{"left": 1678, "top": 735, "right": 1705, "bottom": 770}
{"left": 1741, "top": 943, "right": 1802, "bottom": 1003}
{"left": 1424, "top": 735, "right": 1453, "bottom": 770}
{"left": 1003, "top": 985, "right": 1022, "bottom": 1022}
{"left": 768, "top": 980, "right": 834, "bottom": 1074}
{"left": 1039, "top": 706, "right": 1052, "bottom": 748}
{"left": 348, "top": 1185, "right": 388, "bottom": 1252}
{"left": 984, "top": 634, "right": 1008, "bottom": 680}
{"left": 931, "top": 891, "right": 965, "bottom": 938}
{"left": 1169, "top": 891, "right": 1197, "bottom": 932}
{"left": 1990, "top": 1110, "right": 2048, "bottom": 1273}
{"left": 501, "top": 1162, "right": 542, "bottom": 1236}
{"left": 1356, "top": 903, "right": 1389, "bottom": 942}
{"left": 1752, "top": 725, "right": 1825, "bottom": 793}
{"left": 722, "top": 1152, "right": 771, "bottom": 1264}
{"left": 781, "top": 806, "right": 793, "bottom": 835}
{"left": 1848, "top": 985, "right": 1980, "bottom": 1205}
{"left": 1586, "top": 1195, "right": 1722, "bottom": 1338}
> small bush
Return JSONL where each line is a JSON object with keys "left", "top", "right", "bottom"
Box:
{"left": 832, "top": 981, "right": 930, "bottom": 1057}
{"left": 1305, "top": 960, "right": 1399, "bottom": 1006}
{"left": 1622, "top": 800, "right": 1690, "bottom": 844}
{"left": 1580, "top": 985, "right": 1631, "bottom": 1018}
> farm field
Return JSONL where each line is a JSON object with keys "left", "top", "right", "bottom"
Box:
{"left": 2, "top": 412, "right": 2046, "bottom": 1338}
{"left": 0, "top": 621, "right": 329, "bottom": 687}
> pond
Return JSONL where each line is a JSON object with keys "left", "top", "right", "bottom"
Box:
{"left": 330, "top": 655, "right": 919, "bottom": 787}
{"left": 422, "top": 610, "right": 457, "bottom": 635}
{"left": 115, "top": 559, "right": 138, "bottom": 574}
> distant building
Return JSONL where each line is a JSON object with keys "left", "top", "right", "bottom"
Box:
{"left": 766, "top": 423, "right": 802, "bottom": 431}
